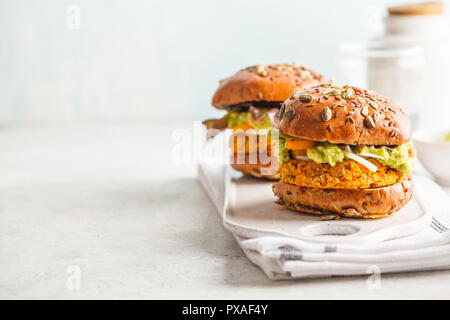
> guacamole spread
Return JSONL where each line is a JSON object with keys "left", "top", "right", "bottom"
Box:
{"left": 268, "top": 129, "right": 290, "bottom": 166}
{"left": 227, "top": 112, "right": 272, "bottom": 130}
{"left": 305, "top": 142, "right": 415, "bottom": 173}
{"left": 306, "top": 143, "right": 345, "bottom": 166}
{"left": 277, "top": 139, "right": 291, "bottom": 166}
{"left": 442, "top": 132, "right": 450, "bottom": 143}
{"left": 356, "top": 143, "right": 415, "bottom": 174}
{"left": 272, "top": 129, "right": 416, "bottom": 173}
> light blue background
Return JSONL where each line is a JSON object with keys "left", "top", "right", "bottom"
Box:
{"left": 1, "top": 0, "right": 447, "bottom": 123}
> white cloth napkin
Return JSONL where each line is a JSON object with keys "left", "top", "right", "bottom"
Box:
{"left": 198, "top": 151, "right": 450, "bottom": 280}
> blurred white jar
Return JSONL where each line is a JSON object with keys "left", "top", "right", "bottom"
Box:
{"left": 382, "top": 3, "right": 450, "bottom": 130}
{"left": 339, "top": 3, "right": 450, "bottom": 130}
{"left": 338, "top": 41, "right": 426, "bottom": 129}
{"left": 385, "top": 13, "right": 448, "bottom": 37}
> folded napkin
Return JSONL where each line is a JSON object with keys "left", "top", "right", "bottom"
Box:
{"left": 198, "top": 139, "right": 450, "bottom": 280}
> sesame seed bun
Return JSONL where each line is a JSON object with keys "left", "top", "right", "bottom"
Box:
{"left": 277, "top": 84, "right": 411, "bottom": 146}
{"left": 272, "top": 178, "right": 414, "bottom": 219}
{"left": 212, "top": 64, "right": 330, "bottom": 109}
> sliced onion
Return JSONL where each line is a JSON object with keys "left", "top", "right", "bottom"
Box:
{"left": 292, "top": 155, "right": 312, "bottom": 161}
{"left": 267, "top": 111, "right": 277, "bottom": 123}
{"left": 358, "top": 152, "right": 384, "bottom": 159}
{"left": 345, "top": 152, "right": 378, "bottom": 172}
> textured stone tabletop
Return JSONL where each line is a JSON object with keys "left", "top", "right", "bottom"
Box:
{"left": 1, "top": 122, "right": 449, "bottom": 299}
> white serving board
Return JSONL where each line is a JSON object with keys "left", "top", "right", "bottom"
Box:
{"left": 224, "top": 172, "right": 431, "bottom": 244}
{"left": 199, "top": 131, "right": 432, "bottom": 245}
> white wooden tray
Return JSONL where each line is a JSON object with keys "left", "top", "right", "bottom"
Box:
{"left": 224, "top": 172, "right": 431, "bottom": 244}
{"left": 198, "top": 131, "right": 431, "bottom": 245}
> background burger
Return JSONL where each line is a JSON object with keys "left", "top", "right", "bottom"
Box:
{"left": 272, "top": 84, "right": 415, "bottom": 218}
{"left": 204, "top": 64, "right": 330, "bottom": 179}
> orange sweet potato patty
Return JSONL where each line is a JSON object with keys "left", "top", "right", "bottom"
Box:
{"left": 280, "top": 158, "right": 406, "bottom": 189}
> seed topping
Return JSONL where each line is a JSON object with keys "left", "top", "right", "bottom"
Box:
{"left": 321, "top": 106, "right": 332, "bottom": 122}
{"left": 364, "top": 116, "right": 376, "bottom": 129}
{"left": 298, "top": 94, "right": 313, "bottom": 102}
{"left": 283, "top": 109, "right": 295, "bottom": 121}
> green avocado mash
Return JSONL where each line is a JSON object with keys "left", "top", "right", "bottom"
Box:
{"left": 272, "top": 130, "right": 415, "bottom": 173}
{"left": 306, "top": 143, "right": 345, "bottom": 166}
{"left": 248, "top": 113, "right": 273, "bottom": 130}
{"left": 356, "top": 142, "right": 415, "bottom": 174}
{"left": 227, "top": 112, "right": 249, "bottom": 128}
{"left": 268, "top": 129, "right": 290, "bottom": 166}
{"left": 442, "top": 132, "right": 450, "bottom": 143}
{"left": 277, "top": 139, "right": 291, "bottom": 166}
{"left": 226, "top": 112, "right": 272, "bottom": 130}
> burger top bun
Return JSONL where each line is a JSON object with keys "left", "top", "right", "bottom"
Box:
{"left": 212, "top": 64, "right": 330, "bottom": 109}
{"left": 277, "top": 84, "right": 411, "bottom": 146}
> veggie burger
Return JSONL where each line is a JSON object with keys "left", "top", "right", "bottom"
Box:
{"left": 272, "top": 84, "right": 415, "bottom": 218}
{"left": 204, "top": 64, "right": 330, "bottom": 179}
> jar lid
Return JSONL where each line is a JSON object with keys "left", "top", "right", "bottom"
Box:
{"left": 388, "top": 2, "right": 443, "bottom": 16}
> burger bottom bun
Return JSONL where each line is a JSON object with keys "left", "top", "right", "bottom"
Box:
{"left": 231, "top": 152, "right": 279, "bottom": 180}
{"left": 272, "top": 178, "right": 413, "bottom": 219}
